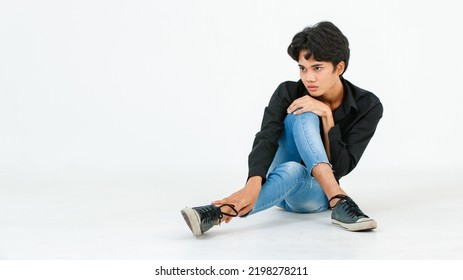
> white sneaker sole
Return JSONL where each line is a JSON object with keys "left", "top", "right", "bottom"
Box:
{"left": 332, "top": 217, "right": 377, "bottom": 231}
{"left": 181, "top": 207, "right": 202, "bottom": 237}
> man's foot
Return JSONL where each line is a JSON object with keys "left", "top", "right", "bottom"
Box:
{"left": 180, "top": 204, "right": 238, "bottom": 237}
{"left": 329, "top": 194, "right": 377, "bottom": 231}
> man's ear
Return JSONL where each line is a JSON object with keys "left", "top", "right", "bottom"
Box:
{"left": 336, "top": 61, "right": 345, "bottom": 75}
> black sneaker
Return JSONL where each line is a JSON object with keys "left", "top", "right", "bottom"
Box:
{"left": 180, "top": 204, "right": 238, "bottom": 237}
{"left": 330, "top": 194, "right": 377, "bottom": 231}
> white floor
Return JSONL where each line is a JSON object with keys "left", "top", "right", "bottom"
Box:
{"left": 1, "top": 167, "right": 463, "bottom": 260}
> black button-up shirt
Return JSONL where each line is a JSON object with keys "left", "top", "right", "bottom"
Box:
{"left": 248, "top": 77, "right": 383, "bottom": 181}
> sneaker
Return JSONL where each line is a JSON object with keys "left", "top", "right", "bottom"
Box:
{"left": 329, "top": 194, "right": 377, "bottom": 231}
{"left": 180, "top": 204, "right": 238, "bottom": 237}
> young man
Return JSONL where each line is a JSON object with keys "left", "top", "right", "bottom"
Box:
{"left": 181, "top": 21, "right": 383, "bottom": 236}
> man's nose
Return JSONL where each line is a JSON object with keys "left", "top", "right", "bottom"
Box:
{"left": 303, "top": 71, "right": 316, "bottom": 82}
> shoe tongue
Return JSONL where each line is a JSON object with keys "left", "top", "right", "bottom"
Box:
{"left": 343, "top": 200, "right": 365, "bottom": 217}
{"left": 198, "top": 205, "right": 221, "bottom": 223}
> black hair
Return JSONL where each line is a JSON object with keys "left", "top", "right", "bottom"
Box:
{"left": 287, "top": 21, "right": 350, "bottom": 75}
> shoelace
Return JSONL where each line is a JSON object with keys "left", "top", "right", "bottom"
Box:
{"left": 341, "top": 199, "right": 366, "bottom": 219}
{"left": 216, "top": 204, "right": 239, "bottom": 225}
{"left": 218, "top": 204, "right": 239, "bottom": 217}
{"left": 329, "top": 194, "right": 368, "bottom": 218}
{"left": 329, "top": 194, "right": 348, "bottom": 209}
{"left": 197, "top": 204, "right": 239, "bottom": 225}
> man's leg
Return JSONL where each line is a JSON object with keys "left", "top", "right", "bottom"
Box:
{"left": 248, "top": 113, "right": 331, "bottom": 215}
{"left": 287, "top": 112, "right": 377, "bottom": 231}
{"left": 248, "top": 161, "right": 328, "bottom": 215}
{"left": 285, "top": 112, "right": 345, "bottom": 206}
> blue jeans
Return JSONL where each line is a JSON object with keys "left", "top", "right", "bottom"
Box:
{"left": 248, "top": 112, "right": 330, "bottom": 215}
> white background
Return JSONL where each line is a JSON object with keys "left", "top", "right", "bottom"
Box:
{"left": 2, "top": 0, "right": 462, "bottom": 187}
{"left": 1, "top": 0, "right": 463, "bottom": 262}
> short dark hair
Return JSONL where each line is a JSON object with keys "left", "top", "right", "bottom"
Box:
{"left": 287, "top": 21, "right": 350, "bottom": 75}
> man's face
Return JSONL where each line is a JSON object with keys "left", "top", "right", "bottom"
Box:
{"left": 298, "top": 50, "right": 343, "bottom": 98}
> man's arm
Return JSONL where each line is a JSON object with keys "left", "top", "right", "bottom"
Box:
{"left": 328, "top": 102, "right": 383, "bottom": 178}
{"left": 321, "top": 110, "right": 335, "bottom": 161}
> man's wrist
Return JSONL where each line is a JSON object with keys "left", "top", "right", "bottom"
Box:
{"left": 322, "top": 106, "right": 333, "bottom": 118}
{"left": 246, "top": 176, "right": 263, "bottom": 188}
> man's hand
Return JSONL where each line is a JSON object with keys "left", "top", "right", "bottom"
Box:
{"left": 287, "top": 95, "right": 330, "bottom": 117}
{"left": 212, "top": 176, "right": 262, "bottom": 223}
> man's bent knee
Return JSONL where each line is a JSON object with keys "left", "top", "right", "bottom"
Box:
{"left": 269, "top": 161, "right": 309, "bottom": 182}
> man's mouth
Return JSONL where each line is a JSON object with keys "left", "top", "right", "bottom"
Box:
{"left": 307, "top": 85, "right": 318, "bottom": 91}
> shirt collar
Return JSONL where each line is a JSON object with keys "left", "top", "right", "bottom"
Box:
{"left": 334, "top": 77, "right": 358, "bottom": 120}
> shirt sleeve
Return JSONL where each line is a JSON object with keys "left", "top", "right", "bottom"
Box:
{"left": 328, "top": 102, "right": 383, "bottom": 179}
{"left": 247, "top": 82, "right": 299, "bottom": 181}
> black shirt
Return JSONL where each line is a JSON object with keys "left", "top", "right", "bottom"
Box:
{"left": 248, "top": 77, "right": 383, "bottom": 181}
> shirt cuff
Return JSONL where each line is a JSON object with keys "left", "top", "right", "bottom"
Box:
{"left": 247, "top": 167, "right": 267, "bottom": 182}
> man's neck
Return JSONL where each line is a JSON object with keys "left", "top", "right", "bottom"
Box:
{"left": 319, "top": 79, "right": 344, "bottom": 111}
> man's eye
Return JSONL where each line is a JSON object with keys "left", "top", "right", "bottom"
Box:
{"left": 315, "top": 67, "right": 322, "bottom": 71}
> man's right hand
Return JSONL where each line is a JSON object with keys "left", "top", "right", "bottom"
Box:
{"left": 212, "top": 176, "right": 262, "bottom": 223}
